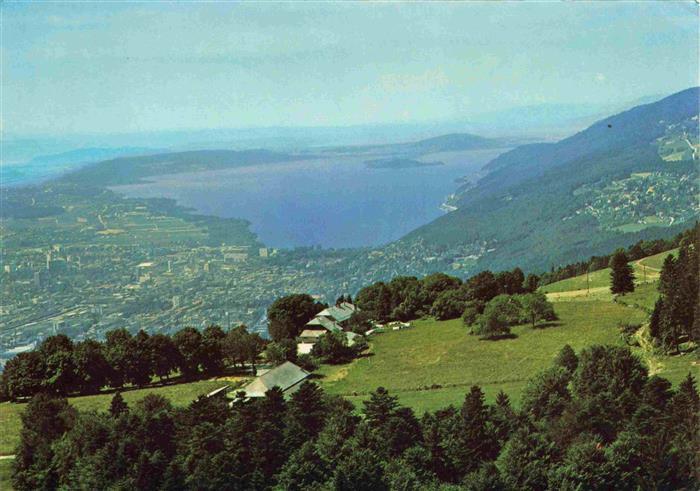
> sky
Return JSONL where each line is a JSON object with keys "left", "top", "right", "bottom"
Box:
{"left": 3, "top": 1, "right": 699, "bottom": 136}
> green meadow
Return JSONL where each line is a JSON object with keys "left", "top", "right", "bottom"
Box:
{"left": 316, "top": 301, "right": 648, "bottom": 414}
{"left": 318, "top": 248, "right": 694, "bottom": 414}
{"left": 540, "top": 250, "right": 674, "bottom": 295}
{"left": 0, "top": 459, "right": 13, "bottom": 491}
{"left": 638, "top": 248, "right": 679, "bottom": 270}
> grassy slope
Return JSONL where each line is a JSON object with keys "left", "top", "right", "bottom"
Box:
{"left": 0, "top": 459, "right": 12, "bottom": 491}
{"left": 540, "top": 247, "right": 693, "bottom": 387}
{"left": 638, "top": 249, "right": 679, "bottom": 270}
{"left": 317, "top": 249, "right": 693, "bottom": 414}
{"left": 540, "top": 249, "right": 677, "bottom": 294}
{"left": 0, "top": 379, "right": 228, "bottom": 456}
{"left": 316, "top": 301, "right": 647, "bottom": 414}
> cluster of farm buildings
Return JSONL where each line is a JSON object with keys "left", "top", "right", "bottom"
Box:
{"left": 297, "top": 302, "right": 360, "bottom": 355}
{"left": 210, "top": 302, "right": 361, "bottom": 401}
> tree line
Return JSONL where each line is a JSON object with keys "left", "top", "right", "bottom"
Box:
{"left": 650, "top": 236, "right": 699, "bottom": 353}
{"left": 0, "top": 324, "right": 264, "bottom": 402}
{"left": 11, "top": 343, "right": 699, "bottom": 490}
{"left": 353, "top": 267, "right": 558, "bottom": 337}
{"left": 354, "top": 267, "right": 539, "bottom": 325}
{"left": 538, "top": 224, "right": 697, "bottom": 287}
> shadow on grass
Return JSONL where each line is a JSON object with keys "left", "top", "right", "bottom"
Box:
{"left": 532, "top": 321, "right": 563, "bottom": 330}
{"left": 479, "top": 333, "right": 518, "bottom": 341}
{"left": 10, "top": 368, "right": 250, "bottom": 404}
{"left": 67, "top": 368, "right": 253, "bottom": 401}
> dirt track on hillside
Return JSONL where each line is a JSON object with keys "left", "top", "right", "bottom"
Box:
{"left": 546, "top": 286, "right": 610, "bottom": 301}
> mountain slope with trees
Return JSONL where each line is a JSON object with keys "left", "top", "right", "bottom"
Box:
{"left": 402, "top": 87, "right": 699, "bottom": 274}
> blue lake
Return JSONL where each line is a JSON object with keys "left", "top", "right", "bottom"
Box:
{"left": 113, "top": 148, "right": 508, "bottom": 249}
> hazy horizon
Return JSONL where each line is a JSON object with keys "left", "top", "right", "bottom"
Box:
{"left": 4, "top": 2, "right": 698, "bottom": 137}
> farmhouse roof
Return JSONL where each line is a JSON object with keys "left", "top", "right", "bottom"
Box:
{"left": 316, "top": 304, "right": 356, "bottom": 323}
{"left": 300, "top": 329, "right": 327, "bottom": 338}
{"left": 242, "top": 361, "right": 310, "bottom": 398}
{"left": 306, "top": 316, "right": 342, "bottom": 332}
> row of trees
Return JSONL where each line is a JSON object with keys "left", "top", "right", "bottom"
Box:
{"left": 1, "top": 325, "right": 264, "bottom": 401}
{"left": 12, "top": 344, "right": 699, "bottom": 490}
{"left": 650, "top": 239, "right": 699, "bottom": 353}
{"left": 355, "top": 268, "right": 539, "bottom": 324}
{"left": 538, "top": 224, "right": 696, "bottom": 287}
{"left": 350, "top": 225, "right": 697, "bottom": 327}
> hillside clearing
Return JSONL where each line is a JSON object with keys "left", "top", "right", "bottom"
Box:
{"left": 540, "top": 253, "right": 667, "bottom": 295}
{"left": 540, "top": 249, "right": 694, "bottom": 387}
{"left": 316, "top": 301, "right": 647, "bottom": 413}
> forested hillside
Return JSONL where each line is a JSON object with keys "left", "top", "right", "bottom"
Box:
{"left": 403, "top": 88, "right": 699, "bottom": 274}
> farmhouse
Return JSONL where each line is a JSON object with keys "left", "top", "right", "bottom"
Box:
{"left": 241, "top": 361, "right": 310, "bottom": 398}
{"left": 297, "top": 329, "right": 326, "bottom": 355}
{"left": 316, "top": 302, "right": 356, "bottom": 324}
{"left": 297, "top": 302, "right": 360, "bottom": 354}
{"left": 305, "top": 316, "right": 342, "bottom": 333}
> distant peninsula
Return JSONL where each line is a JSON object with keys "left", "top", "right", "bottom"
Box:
{"left": 365, "top": 158, "right": 445, "bottom": 169}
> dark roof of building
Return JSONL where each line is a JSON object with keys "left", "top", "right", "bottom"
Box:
{"left": 306, "top": 316, "right": 342, "bottom": 332}
{"left": 242, "top": 361, "right": 310, "bottom": 398}
{"left": 317, "top": 304, "right": 356, "bottom": 323}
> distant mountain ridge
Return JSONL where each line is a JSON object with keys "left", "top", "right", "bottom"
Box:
{"left": 402, "top": 87, "right": 700, "bottom": 274}
{"left": 58, "top": 149, "right": 300, "bottom": 187}
{"left": 461, "top": 87, "right": 700, "bottom": 206}
{"left": 52, "top": 130, "right": 509, "bottom": 187}
{"left": 321, "top": 131, "right": 510, "bottom": 157}
{"left": 2, "top": 147, "right": 159, "bottom": 187}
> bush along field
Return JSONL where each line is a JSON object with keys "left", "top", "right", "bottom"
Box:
{"left": 0, "top": 323, "right": 264, "bottom": 456}
{"left": 0, "top": 379, "right": 231, "bottom": 457}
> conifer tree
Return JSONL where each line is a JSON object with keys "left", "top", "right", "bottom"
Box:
{"left": 650, "top": 244, "right": 699, "bottom": 352}
{"left": 448, "top": 386, "right": 498, "bottom": 478}
{"left": 363, "top": 387, "right": 398, "bottom": 428}
{"left": 109, "top": 391, "right": 128, "bottom": 418}
{"left": 609, "top": 250, "right": 635, "bottom": 295}
{"left": 285, "top": 382, "right": 327, "bottom": 449}
{"left": 554, "top": 344, "right": 578, "bottom": 374}
{"left": 491, "top": 391, "right": 516, "bottom": 445}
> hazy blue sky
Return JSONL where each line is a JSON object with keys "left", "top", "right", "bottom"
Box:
{"left": 4, "top": 2, "right": 698, "bottom": 136}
